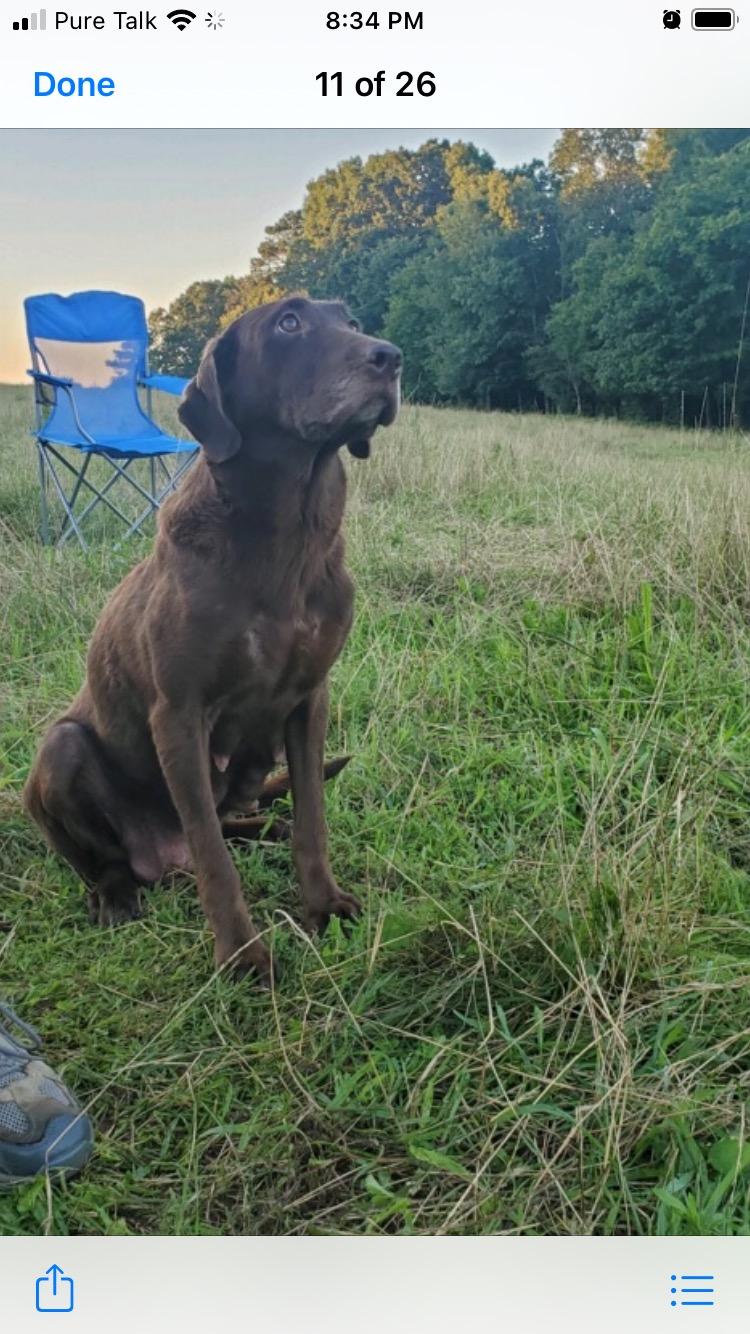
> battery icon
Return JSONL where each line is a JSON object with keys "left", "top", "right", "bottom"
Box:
{"left": 691, "top": 7, "right": 736, "bottom": 26}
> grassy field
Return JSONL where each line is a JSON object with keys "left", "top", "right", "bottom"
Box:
{"left": 2, "top": 384, "right": 750, "bottom": 1236}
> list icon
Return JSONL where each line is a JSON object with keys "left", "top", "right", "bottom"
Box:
{"left": 670, "top": 1273, "right": 715, "bottom": 1306}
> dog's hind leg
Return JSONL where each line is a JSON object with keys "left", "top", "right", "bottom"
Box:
{"left": 24, "top": 719, "right": 142, "bottom": 928}
{"left": 221, "top": 815, "right": 292, "bottom": 843}
{"left": 219, "top": 756, "right": 348, "bottom": 837}
{"left": 256, "top": 755, "right": 351, "bottom": 809}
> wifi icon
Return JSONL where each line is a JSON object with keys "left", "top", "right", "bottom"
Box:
{"left": 167, "top": 7, "right": 196, "bottom": 28}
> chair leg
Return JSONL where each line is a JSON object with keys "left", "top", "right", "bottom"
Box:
{"left": 37, "top": 443, "right": 50, "bottom": 546}
{"left": 42, "top": 450, "right": 90, "bottom": 552}
{"left": 45, "top": 471, "right": 88, "bottom": 550}
{"left": 116, "top": 452, "right": 196, "bottom": 545}
{"left": 60, "top": 457, "right": 135, "bottom": 544}
{"left": 44, "top": 448, "right": 130, "bottom": 551}
{"left": 36, "top": 444, "right": 197, "bottom": 550}
{"left": 62, "top": 453, "right": 90, "bottom": 526}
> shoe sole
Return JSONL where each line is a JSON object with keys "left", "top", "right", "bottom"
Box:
{"left": 0, "top": 1116, "right": 93, "bottom": 1188}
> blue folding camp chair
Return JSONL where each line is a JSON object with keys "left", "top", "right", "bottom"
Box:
{"left": 24, "top": 290, "right": 199, "bottom": 549}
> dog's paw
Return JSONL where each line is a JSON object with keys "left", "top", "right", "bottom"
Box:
{"left": 88, "top": 885, "right": 143, "bottom": 927}
{"left": 264, "top": 817, "right": 293, "bottom": 843}
{"left": 304, "top": 887, "right": 361, "bottom": 936}
{"left": 216, "top": 937, "right": 277, "bottom": 988}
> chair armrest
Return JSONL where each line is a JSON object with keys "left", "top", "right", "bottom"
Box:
{"left": 138, "top": 373, "right": 190, "bottom": 397}
{"left": 27, "top": 370, "right": 96, "bottom": 446}
{"left": 27, "top": 369, "right": 74, "bottom": 388}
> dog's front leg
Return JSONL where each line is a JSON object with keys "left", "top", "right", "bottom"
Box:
{"left": 285, "top": 684, "right": 361, "bottom": 933}
{"left": 150, "top": 699, "right": 273, "bottom": 983}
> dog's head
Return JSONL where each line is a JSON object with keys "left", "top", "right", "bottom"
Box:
{"left": 178, "top": 297, "right": 402, "bottom": 464}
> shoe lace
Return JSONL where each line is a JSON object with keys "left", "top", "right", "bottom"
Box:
{"left": 0, "top": 1001, "right": 42, "bottom": 1054}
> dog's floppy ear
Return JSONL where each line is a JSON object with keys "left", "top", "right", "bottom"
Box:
{"left": 178, "top": 336, "right": 241, "bottom": 463}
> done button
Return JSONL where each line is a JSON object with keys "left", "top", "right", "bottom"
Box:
{"left": 691, "top": 7, "right": 736, "bottom": 26}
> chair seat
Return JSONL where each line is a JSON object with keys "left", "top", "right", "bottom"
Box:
{"left": 37, "top": 429, "right": 197, "bottom": 460}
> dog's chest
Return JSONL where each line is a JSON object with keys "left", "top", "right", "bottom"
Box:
{"left": 251, "top": 605, "right": 341, "bottom": 695}
{"left": 216, "top": 592, "right": 349, "bottom": 717}
{"left": 245, "top": 612, "right": 320, "bottom": 664}
{"left": 207, "top": 608, "right": 342, "bottom": 778}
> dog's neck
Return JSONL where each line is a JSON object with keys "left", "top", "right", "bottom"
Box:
{"left": 192, "top": 438, "right": 347, "bottom": 552}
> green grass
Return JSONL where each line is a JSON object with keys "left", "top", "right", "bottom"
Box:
{"left": 3, "top": 385, "right": 750, "bottom": 1235}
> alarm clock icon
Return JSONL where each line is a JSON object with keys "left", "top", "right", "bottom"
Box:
{"left": 663, "top": 9, "right": 681, "bottom": 25}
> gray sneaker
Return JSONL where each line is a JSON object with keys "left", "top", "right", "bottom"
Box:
{"left": 0, "top": 1002, "right": 93, "bottom": 1186}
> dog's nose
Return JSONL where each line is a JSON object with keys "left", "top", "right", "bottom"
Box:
{"left": 366, "top": 341, "right": 403, "bottom": 377}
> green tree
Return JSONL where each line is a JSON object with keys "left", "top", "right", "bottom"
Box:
{"left": 296, "top": 232, "right": 422, "bottom": 333}
{"left": 298, "top": 140, "right": 492, "bottom": 252}
{"left": 250, "top": 139, "right": 500, "bottom": 334}
{"left": 549, "top": 129, "right": 655, "bottom": 294}
{"left": 528, "top": 236, "right": 621, "bottom": 414}
{"left": 250, "top": 209, "right": 305, "bottom": 286}
{"left": 534, "top": 138, "right": 750, "bottom": 422}
{"left": 386, "top": 191, "right": 555, "bottom": 409}
{"left": 149, "top": 278, "right": 238, "bottom": 376}
{"left": 596, "top": 139, "right": 750, "bottom": 422}
{"left": 643, "top": 128, "right": 750, "bottom": 181}
{"left": 220, "top": 273, "right": 282, "bottom": 329}
{"left": 550, "top": 129, "right": 648, "bottom": 194}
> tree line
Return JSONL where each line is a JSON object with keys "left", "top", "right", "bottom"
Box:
{"left": 149, "top": 129, "right": 750, "bottom": 426}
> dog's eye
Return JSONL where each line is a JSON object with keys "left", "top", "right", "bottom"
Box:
{"left": 348, "top": 319, "right": 361, "bottom": 331}
{"left": 278, "top": 312, "right": 301, "bottom": 333}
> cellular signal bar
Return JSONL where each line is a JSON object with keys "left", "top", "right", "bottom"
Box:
{"left": 12, "top": 9, "right": 46, "bottom": 29}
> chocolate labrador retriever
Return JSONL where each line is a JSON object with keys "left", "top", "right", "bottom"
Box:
{"left": 24, "top": 297, "right": 402, "bottom": 985}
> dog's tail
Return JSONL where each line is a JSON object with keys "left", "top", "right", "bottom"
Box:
{"left": 257, "top": 755, "right": 351, "bottom": 809}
